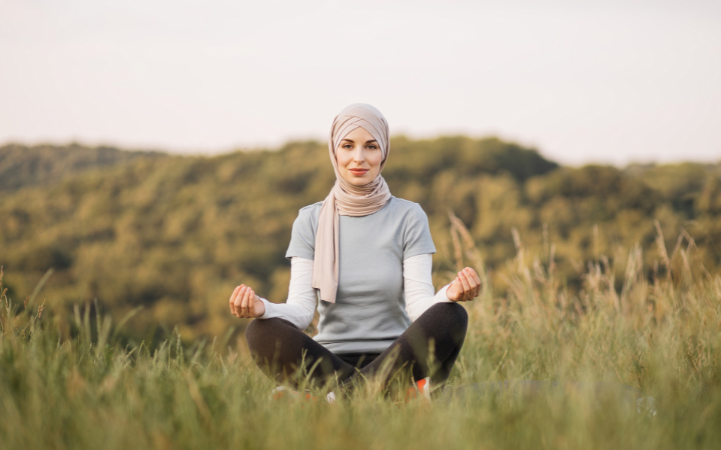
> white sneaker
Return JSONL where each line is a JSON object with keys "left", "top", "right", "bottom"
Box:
{"left": 326, "top": 391, "right": 337, "bottom": 404}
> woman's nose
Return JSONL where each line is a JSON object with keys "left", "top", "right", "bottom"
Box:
{"left": 352, "top": 147, "right": 365, "bottom": 163}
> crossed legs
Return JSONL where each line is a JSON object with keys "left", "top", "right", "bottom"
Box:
{"left": 245, "top": 302, "right": 468, "bottom": 390}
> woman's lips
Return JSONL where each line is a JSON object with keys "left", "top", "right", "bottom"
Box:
{"left": 349, "top": 169, "right": 369, "bottom": 175}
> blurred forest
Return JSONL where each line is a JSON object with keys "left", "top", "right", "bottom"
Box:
{"left": 1, "top": 138, "right": 720, "bottom": 342}
{"left": 0, "top": 143, "right": 164, "bottom": 192}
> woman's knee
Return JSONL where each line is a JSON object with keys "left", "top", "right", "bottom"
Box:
{"left": 245, "top": 318, "right": 265, "bottom": 341}
{"left": 426, "top": 302, "right": 468, "bottom": 345}
{"left": 428, "top": 302, "right": 468, "bottom": 326}
{"left": 450, "top": 302, "right": 468, "bottom": 326}
{"left": 245, "top": 319, "right": 264, "bottom": 355}
{"left": 245, "top": 318, "right": 287, "bottom": 353}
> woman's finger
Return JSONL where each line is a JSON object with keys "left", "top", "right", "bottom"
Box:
{"left": 460, "top": 268, "right": 481, "bottom": 298}
{"left": 470, "top": 269, "right": 482, "bottom": 297}
{"left": 248, "top": 289, "right": 257, "bottom": 317}
{"left": 447, "top": 279, "right": 459, "bottom": 301}
{"left": 240, "top": 287, "right": 252, "bottom": 318}
{"left": 457, "top": 272, "right": 469, "bottom": 301}
{"left": 245, "top": 288, "right": 255, "bottom": 318}
{"left": 234, "top": 285, "right": 246, "bottom": 315}
{"left": 461, "top": 270, "right": 473, "bottom": 302}
{"left": 462, "top": 271, "right": 476, "bottom": 301}
{"left": 463, "top": 268, "right": 480, "bottom": 299}
{"left": 458, "top": 271, "right": 471, "bottom": 302}
{"left": 463, "top": 269, "right": 478, "bottom": 301}
{"left": 228, "top": 287, "right": 236, "bottom": 315}
{"left": 229, "top": 285, "right": 242, "bottom": 316}
{"left": 234, "top": 286, "right": 247, "bottom": 317}
{"left": 228, "top": 286, "right": 237, "bottom": 315}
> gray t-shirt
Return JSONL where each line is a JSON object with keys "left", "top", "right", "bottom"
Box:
{"left": 285, "top": 197, "right": 437, "bottom": 354}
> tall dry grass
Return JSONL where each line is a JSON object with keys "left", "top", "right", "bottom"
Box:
{"left": 0, "top": 220, "right": 720, "bottom": 450}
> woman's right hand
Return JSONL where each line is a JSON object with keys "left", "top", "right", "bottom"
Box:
{"left": 229, "top": 284, "right": 266, "bottom": 318}
{"left": 446, "top": 267, "right": 481, "bottom": 302}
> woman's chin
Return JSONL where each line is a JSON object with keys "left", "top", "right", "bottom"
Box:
{"left": 341, "top": 175, "right": 374, "bottom": 186}
{"left": 350, "top": 179, "right": 373, "bottom": 187}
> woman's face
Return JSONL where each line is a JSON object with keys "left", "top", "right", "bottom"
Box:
{"left": 335, "top": 126, "right": 383, "bottom": 186}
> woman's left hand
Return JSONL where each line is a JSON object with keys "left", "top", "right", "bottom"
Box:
{"left": 446, "top": 267, "right": 481, "bottom": 302}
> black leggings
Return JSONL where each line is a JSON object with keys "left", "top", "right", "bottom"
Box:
{"left": 245, "top": 302, "right": 468, "bottom": 390}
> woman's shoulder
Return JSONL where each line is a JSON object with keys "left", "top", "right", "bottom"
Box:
{"left": 293, "top": 201, "right": 323, "bottom": 229}
{"left": 298, "top": 201, "right": 323, "bottom": 215}
{"left": 390, "top": 196, "right": 422, "bottom": 209}
{"left": 388, "top": 197, "right": 428, "bottom": 219}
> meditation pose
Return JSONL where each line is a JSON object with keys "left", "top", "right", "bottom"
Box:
{"left": 228, "top": 104, "right": 480, "bottom": 397}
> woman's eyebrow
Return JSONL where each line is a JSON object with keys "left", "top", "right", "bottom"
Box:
{"left": 365, "top": 140, "right": 378, "bottom": 144}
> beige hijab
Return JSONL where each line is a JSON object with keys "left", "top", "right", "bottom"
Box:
{"left": 312, "top": 104, "right": 392, "bottom": 303}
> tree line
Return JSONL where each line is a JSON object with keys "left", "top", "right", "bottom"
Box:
{"left": 1, "top": 139, "right": 719, "bottom": 342}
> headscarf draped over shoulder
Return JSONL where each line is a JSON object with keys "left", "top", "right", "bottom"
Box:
{"left": 312, "top": 104, "right": 392, "bottom": 303}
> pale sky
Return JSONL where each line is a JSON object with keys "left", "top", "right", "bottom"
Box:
{"left": 1, "top": 0, "right": 719, "bottom": 165}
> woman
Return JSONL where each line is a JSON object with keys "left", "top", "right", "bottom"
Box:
{"left": 229, "top": 104, "right": 480, "bottom": 398}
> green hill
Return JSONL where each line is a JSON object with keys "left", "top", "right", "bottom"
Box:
{"left": 0, "top": 143, "right": 165, "bottom": 192}
{"left": 1, "top": 137, "right": 719, "bottom": 342}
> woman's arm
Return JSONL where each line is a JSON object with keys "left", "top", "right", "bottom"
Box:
{"left": 254, "top": 257, "right": 317, "bottom": 330}
{"left": 403, "top": 254, "right": 452, "bottom": 321}
{"left": 404, "top": 254, "right": 481, "bottom": 321}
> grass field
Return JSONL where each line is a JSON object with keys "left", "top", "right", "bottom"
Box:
{"left": 1, "top": 226, "right": 720, "bottom": 450}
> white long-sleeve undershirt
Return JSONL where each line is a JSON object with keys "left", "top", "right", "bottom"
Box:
{"left": 258, "top": 254, "right": 452, "bottom": 330}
